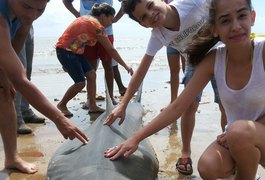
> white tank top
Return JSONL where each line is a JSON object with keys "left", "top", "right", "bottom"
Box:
{"left": 214, "top": 38, "right": 265, "bottom": 129}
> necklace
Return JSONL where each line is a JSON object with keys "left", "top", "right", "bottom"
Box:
{"left": 226, "top": 40, "right": 254, "bottom": 71}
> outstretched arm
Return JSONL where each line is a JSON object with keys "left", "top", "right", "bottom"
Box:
{"left": 104, "top": 52, "right": 216, "bottom": 160}
{"left": 112, "top": 0, "right": 125, "bottom": 23}
{"left": 98, "top": 35, "right": 133, "bottom": 74}
{"left": 0, "top": 17, "right": 88, "bottom": 144}
{"left": 104, "top": 54, "right": 154, "bottom": 125}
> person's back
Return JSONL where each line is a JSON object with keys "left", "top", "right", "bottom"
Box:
{"left": 56, "top": 15, "right": 105, "bottom": 54}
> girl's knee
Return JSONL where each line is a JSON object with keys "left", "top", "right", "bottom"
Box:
{"left": 198, "top": 155, "right": 216, "bottom": 179}
{"left": 75, "top": 81, "right": 86, "bottom": 89}
{"left": 86, "top": 70, "right": 96, "bottom": 80}
{"left": 198, "top": 154, "right": 211, "bottom": 172}
{"left": 227, "top": 120, "right": 254, "bottom": 147}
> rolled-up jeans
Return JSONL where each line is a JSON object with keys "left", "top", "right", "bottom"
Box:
{"left": 14, "top": 26, "right": 34, "bottom": 125}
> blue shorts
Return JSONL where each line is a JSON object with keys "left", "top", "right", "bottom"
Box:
{"left": 182, "top": 64, "right": 221, "bottom": 103}
{"left": 56, "top": 48, "right": 93, "bottom": 83}
{"left": 166, "top": 46, "right": 180, "bottom": 55}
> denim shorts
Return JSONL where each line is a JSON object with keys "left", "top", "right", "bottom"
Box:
{"left": 56, "top": 48, "right": 93, "bottom": 83}
{"left": 166, "top": 46, "right": 180, "bottom": 55}
{"left": 182, "top": 64, "right": 221, "bottom": 103}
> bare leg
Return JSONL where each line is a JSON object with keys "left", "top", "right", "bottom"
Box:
{"left": 57, "top": 82, "right": 85, "bottom": 115}
{"left": 85, "top": 70, "right": 103, "bottom": 111}
{"left": 177, "top": 101, "right": 199, "bottom": 174}
{"left": 227, "top": 120, "right": 263, "bottom": 180}
{"left": 198, "top": 141, "right": 235, "bottom": 179}
{"left": 167, "top": 53, "right": 180, "bottom": 103}
{"left": 84, "top": 60, "right": 98, "bottom": 108}
{"left": 181, "top": 101, "right": 199, "bottom": 157}
{"left": 102, "top": 61, "right": 114, "bottom": 100}
{"left": 113, "top": 65, "right": 126, "bottom": 96}
{"left": 0, "top": 89, "right": 37, "bottom": 173}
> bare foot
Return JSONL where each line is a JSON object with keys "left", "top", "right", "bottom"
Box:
{"left": 119, "top": 88, "right": 127, "bottom": 96}
{"left": 57, "top": 103, "right": 73, "bottom": 117}
{"left": 5, "top": 157, "right": 38, "bottom": 174}
{"left": 89, "top": 105, "right": 105, "bottom": 113}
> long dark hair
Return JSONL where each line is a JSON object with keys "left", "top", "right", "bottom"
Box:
{"left": 186, "top": 0, "right": 253, "bottom": 67}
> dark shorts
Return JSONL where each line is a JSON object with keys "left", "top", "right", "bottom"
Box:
{"left": 182, "top": 66, "right": 220, "bottom": 103}
{"left": 166, "top": 46, "right": 180, "bottom": 55}
{"left": 84, "top": 35, "right": 114, "bottom": 62}
{"left": 56, "top": 48, "right": 93, "bottom": 83}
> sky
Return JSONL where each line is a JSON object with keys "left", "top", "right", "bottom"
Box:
{"left": 33, "top": 1, "right": 265, "bottom": 38}
{"left": 33, "top": 1, "right": 151, "bottom": 38}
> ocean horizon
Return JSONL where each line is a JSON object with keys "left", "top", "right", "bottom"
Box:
{"left": 33, "top": 34, "right": 169, "bottom": 76}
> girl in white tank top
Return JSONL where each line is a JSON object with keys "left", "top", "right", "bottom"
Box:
{"left": 104, "top": 0, "right": 265, "bottom": 178}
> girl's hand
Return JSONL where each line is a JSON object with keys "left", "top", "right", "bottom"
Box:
{"left": 104, "top": 104, "right": 126, "bottom": 125}
{"left": 126, "top": 67, "right": 133, "bottom": 76}
{"left": 104, "top": 137, "right": 138, "bottom": 160}
{"left": 217, "top": 133, "right": 228, "bottom": 149}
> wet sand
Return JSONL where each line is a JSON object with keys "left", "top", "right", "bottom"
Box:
{"left": 0, "top": 68, "right": 264, "bottom": 180}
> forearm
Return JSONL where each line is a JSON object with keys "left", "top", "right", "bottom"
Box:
{"left": 119, "top": 55, "right": 152, "bottom": 107}
{"left": 63, "top": 0, "right": 80, "bottom": 18}
{"left": 113, "top": 9, "right": 124, "bottom": 23}
{"left": 1, "top": 40, "right": 63, "bottom": 124}
{"left": 119, "top": 70, "right": 144, "bottom": 108}
{"left": 113, "top": 1, "right": 125, "bottom": 23}
{"left": 14, "top": 78, "right": 64, "bottom": 123}
{"left": 108, "top": 48, "right": 130, "bottom": 70}
{"left": 133, "top": 102, "right": 182, "bottom": 143}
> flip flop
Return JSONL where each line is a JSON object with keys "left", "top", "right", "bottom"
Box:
{"left": 176, "top": 157, "right": 193, "bottom": 175}
{"left": 96, "top": 94, "right": 105, "bottom": 101}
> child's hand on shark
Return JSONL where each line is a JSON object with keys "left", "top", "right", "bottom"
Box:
{"left": 104, "top": 138, "right": 138, "bottom": 160}
{"left": 104, "top": 105, "right": 126, "bottom": 125}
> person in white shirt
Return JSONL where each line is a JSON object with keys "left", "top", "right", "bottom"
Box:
{"left": 104, "top": 0, "right": 265, "bottom": 179}
{"left": 103, "top": 0, "right": 226, "bottom": 175}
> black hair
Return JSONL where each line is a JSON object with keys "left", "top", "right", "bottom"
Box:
{"left": 91, "top": 3, "right": 116, "bottom": 17}
{"left": 123, "top": 0, "right": 141, "bottom": 23}
{"left": 186, "top": 0, "right": 253, "bottom": 67}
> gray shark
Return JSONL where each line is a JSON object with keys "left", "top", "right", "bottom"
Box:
{"left": 47, "top": 84, "right": 159, "bottom": 180}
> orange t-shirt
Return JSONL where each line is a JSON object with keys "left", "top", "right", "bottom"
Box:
{"left": 55, "top": 15, "right": 106, "bottom": 55}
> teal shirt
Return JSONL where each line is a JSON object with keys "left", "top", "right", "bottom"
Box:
{"left": 0, "top": 0, "right": 21, "bottom": 38}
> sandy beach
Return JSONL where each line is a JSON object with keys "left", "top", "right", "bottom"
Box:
{"left": 0, "top": 63, "right": 265, "bottom": 180}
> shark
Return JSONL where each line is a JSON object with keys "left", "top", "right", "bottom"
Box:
{"left": 47, "top": 84, "right": 159, "bottom": 180}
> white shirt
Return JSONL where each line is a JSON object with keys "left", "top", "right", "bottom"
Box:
{"left": 146, "top": 0, "right": 209, "bottom": 57}
{"left": 214, "top": 38, "right": 265, "bottom": 129}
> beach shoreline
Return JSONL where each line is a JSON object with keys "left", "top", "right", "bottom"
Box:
{"left": 0, "top": 60, "right": 264, "bottom": 179}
